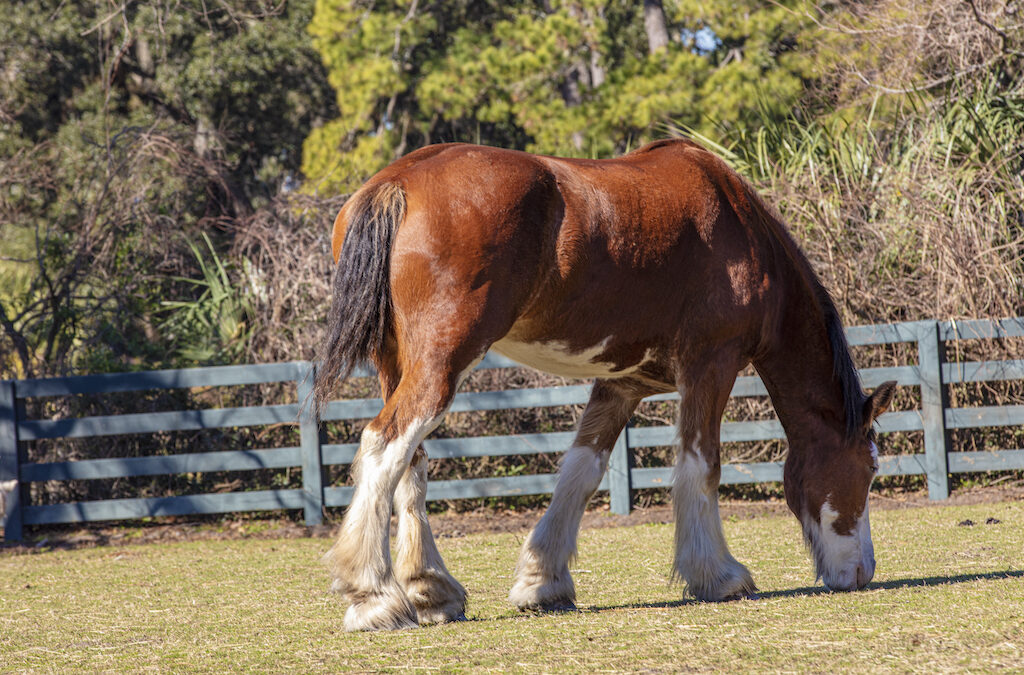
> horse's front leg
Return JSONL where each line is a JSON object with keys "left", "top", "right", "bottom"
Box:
{"left": 393, "top": 445, "right": 467, "bottom": 624}
{"left": 672, "top": 362, "right": 757, "bottom": 601}
{"left": 509, "top": 380, "right": 643, "bottom": 611}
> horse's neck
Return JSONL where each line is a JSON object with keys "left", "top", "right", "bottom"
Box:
{"left": 753, "top": 291, "right": 848, "bottom": 448}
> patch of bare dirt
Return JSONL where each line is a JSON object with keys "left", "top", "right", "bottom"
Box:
{"left": 2, "top": 484, "right": 1021, "bottom": 555}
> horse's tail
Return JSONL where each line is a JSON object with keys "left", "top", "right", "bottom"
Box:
{"left": 311, "top": 182, "right": 405, "bottom": 411}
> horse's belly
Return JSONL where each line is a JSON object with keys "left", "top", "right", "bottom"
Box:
{"left": 491, "top": 335, "right": 648, "bottom": 379}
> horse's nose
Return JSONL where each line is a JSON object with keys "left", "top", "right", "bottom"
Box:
{"left": 856, "top": 559, "right": 875, "bottom": 589}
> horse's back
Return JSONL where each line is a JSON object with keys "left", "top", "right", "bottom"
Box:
{"left": 339, "top": 140, "right": 773, "bottom": 384}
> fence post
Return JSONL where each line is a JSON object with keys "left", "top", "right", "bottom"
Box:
{"left": 608, "top": 422, "right": 633, "bottom": 515}
{"left": 297, "top": 363, "right": 325, "bottom": 526}
{"left": 917, "top": 321, "right": 950, "bottom": 500}
{"left": 1, "top": 380, "right": 23, "bottom": 542}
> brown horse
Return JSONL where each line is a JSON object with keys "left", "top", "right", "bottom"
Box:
{"left": 312, "top": 139, "right": 896, "bottom": 632}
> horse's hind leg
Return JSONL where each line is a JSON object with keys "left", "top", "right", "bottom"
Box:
{"left": 509, "top": 379, "right": 644, "bottom": 611}
{"left": 325, "top": 360, "right": 465, "bottom": 632}
{"left": 673, "top": 357, "right": 757, "bottom": 601}
{"left": 369, "top": 355, "right": 467, "bottom": 625}
{"left": 393, "top": 445, "right": 468, "bottom": 624}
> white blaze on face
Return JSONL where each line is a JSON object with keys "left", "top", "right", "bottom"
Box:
{"left": 803, "top": 492, "right": 875, "bottom": 592}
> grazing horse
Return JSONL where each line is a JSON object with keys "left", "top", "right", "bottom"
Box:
{"left": 312, "top": 139, "right": 897, "bottom": 632}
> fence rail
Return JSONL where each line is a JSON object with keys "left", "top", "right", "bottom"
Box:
{"left": 3, "top": 318, "right": 1023, "bottom": 542}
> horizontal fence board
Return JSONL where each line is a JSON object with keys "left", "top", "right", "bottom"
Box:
{"left": 323, "top": 486, "right": 355, "bottom": 507}
{"left": 630, "top": 463, "right": 786, "bottom": 487}
{"left": 16, "top": 362, "right": 306, "bottom": 398}
{"left": 630, "top": 454, "right": 926, "bottom": 490}
{"left": 321, "top": 398, "right": 384, "bottom": 421}
{"left": 940, "top": 318, "right": 1024, "bottom": 342}
{"left": 22, "top": 489, "right": 305, "bottom": 525}
{"left": 942, "top": 359, "right": 1024, "bottom": 384}
{"left": 946, "top": 405, "right": 1024, "bottom": 430}
{"left": 727, "top": 376, "right": 768, "bottom": 398}
{"left": 426, "top": 474, "right": 565, "bottom": 500}
{"left": 19, "top": 404, "right": 299, "bottom": 440}
{"left": 477, "top": 353, "right": 521, "bottom": 369}
{"left": 321, "top": 385, "right": 594, "bottom": 423}
{"left": 720, "top": 420, "right": 786, "bottom": 443}
{"left": 20, "top": 448, "right": 302, "bottom": 482}
{"left": 321, "top": 443, "right": 359, "bottom": 466}
{"left": 629, "top": 419, "right": 787, "bottom": 448}
{"left": 721, "top": 462, "right": 784, "bottom": 483}
{"left": 327, "top": 475, "right": 576, "bottom": 506}
{"left": 335, "top": 351, "right": 523, "bottom": 381}
{"left": 424, "top": 432, "right": 575, "bottom": 459}
{"left": 626, "top": 426, "right": 674, "bottom": 447}
{"left": 948, "top": 449, "right": 1024, "bottom": 473}
{"left": 630, "top": 467, "right": 672, "bottom": 488}
{"left": 876, "top": 410, "right": 925, "bottom": 433}
{"left": 320, "top": 432, "right": 578, "bottom": 466}
{"left": 879, "top": 453, "right": 928, "bottom": 476}
{"left": 860, "top": 365, "right": 921, "bottom": 388}
{"left": 845, "top": 321, "right": 926, "bottom": 345}
{"left": 448, "top": 386, "right": 592, "bottom": 413}
{"left": 631, "top": 365, "right": 921, "bottom": 405}
{"left": 628, "top": 413, "right": 922, "bottom": 450}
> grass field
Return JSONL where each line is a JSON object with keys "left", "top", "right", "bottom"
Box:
{"left": 2, "top": 500, "right": 1022, "bottom": 673}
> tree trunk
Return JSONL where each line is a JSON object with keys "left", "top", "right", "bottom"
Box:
{"left": 643, "top": 0, "right": 670, "bottom": 54}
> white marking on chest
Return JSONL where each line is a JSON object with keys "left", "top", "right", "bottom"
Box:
{"left": 492, "top": 336, "right": 651, "bottom": 379}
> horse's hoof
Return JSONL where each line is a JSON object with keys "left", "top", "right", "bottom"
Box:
{"left": 402, "top": 571, "right": 468, "bottom": 626}
{"left": 343, "top": 590, "right": 419, "bottom": 632}
{"left": 683, "top": 559, "right": 758, "bottom": 602}
{"left": 413, "top": 600, "right": 469, "bottom": 626}
{"left": 720, "top": 586, "right": 760, "bottom": 602}
{"left": 517, "top": 598, "right": 578, "bottom": 613}
{"left": 509, "top": 569, "right": 577, "bottom": 613}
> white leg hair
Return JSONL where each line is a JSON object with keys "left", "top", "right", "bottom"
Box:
{"left": 325, "top": 416, "right": 441, "bottom": 632}
{"left": 0, "top": 480, "right": 16, "bottom": 520}
{"left": 509, "top": 445, "right": 608, "bottom": 611}
{"left": 672, "top": 437, "right": 756, "bottom": 601}
{"left": 393, "top": 448, "right": 468, "bottom": 624}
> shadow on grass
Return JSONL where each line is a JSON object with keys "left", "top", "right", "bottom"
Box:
{"left": 579, "top": 569, "right": 1024, "bottom": 613}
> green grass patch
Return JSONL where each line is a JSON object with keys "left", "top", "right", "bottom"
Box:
{"left": 2, "top": 501, "right": 1022, "bottom": 672}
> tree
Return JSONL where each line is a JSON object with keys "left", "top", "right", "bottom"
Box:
{"left": 0, "top": 0, "right": 336, "bottom": 377}
{"left": 302, "top": 0, "right": 818, "bottom": 195}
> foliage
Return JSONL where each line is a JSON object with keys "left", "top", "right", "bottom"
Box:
{"left": 160, "top": 234, "right": 255, "bottom": 365}
{"left": 676, "top": 73, "right": 1024, "bottom": 323}
{"left": 302, "top": 0, "right": 818, "bottom": 194}
{"left": 0, "top": 0, "right": 336, "bottom": 377}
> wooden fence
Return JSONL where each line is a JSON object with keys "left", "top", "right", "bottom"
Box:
{"left": 2, "top": 318, "right": 1023, "bottom": 542}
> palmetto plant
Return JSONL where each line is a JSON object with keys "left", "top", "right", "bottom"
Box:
{"left": 160, "top": 233, "right": 255, "bottom": 365}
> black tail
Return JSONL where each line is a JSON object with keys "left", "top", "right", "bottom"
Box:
{"left": 311, "top": 182, "right": 405, "bottom": 410}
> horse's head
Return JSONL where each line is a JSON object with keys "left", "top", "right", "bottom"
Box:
{"left": 784, "top": 380, "right": 897, "bottom": 591}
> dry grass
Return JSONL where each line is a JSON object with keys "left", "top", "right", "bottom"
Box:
{"left": 2, "top": 500, "right": 1021, "bottom": 672}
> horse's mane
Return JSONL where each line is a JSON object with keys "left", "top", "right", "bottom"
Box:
{"left": 740, "top": 180, "right": 865, "bottom": 440}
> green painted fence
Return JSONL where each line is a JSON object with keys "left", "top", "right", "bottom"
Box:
{"left": 2, "top": 318, "right": 1023, "bottom": 542}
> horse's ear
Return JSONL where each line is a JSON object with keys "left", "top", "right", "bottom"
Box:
{"left": 863, "top": 380, "right": 897, "bottom": 426}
